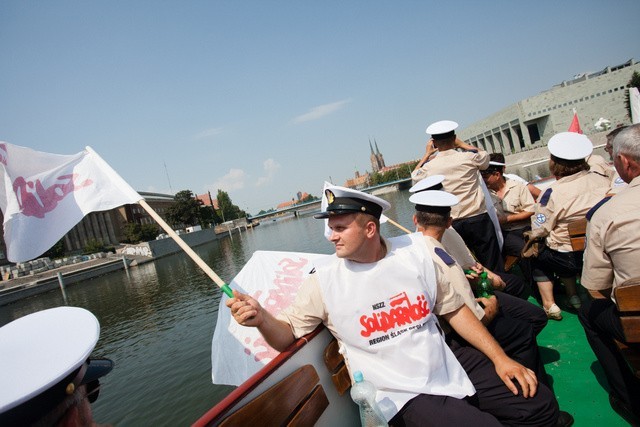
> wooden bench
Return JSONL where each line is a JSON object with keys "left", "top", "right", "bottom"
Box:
{"left": 218, "top": 364, "right": 329, "bottom": 426}
{"left": 614, "top": 277, "right": 640, "bottom": 379}
{"left": 323, "top": 338, "right": 351, "bottom": 395}
{"left": 568, "top": 218, "right": 588, "bottom": 252}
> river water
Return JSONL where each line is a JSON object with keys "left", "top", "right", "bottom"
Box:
{"left": 0, "top": 189, "right": 416, "bottom": 426}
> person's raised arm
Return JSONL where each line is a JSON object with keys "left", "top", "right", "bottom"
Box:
{"left": 226, "top": 290, "right": 296, "bottom": 351}
{"left": 443, "top": 304, "right": 538, "bottom": 398}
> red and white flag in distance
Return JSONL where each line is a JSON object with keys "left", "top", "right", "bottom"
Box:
{"left": 0, "top": 142, "right": 142, "bottom": 262}
{"left": 568, "top": 110, "right": 583, "bottom": 134}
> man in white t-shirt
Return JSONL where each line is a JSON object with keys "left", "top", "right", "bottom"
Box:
{"left": 227, "top": 185, "right": 562, "bottom": 426}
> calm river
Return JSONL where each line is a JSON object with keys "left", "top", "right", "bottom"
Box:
{"left": 0, "top": 189, "right": 416, "bottom": 426}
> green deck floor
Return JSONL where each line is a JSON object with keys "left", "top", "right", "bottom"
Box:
{"left": 533, "top": 292, "right": 630, "bottom": 426}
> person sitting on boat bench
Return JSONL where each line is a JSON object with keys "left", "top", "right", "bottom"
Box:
{"left": 579, "top": 124, "right": 640, "bottom": 425}
{"left": 409, "top": 185, "right": 552, "bottom": 387}
{"left": 0, "top": 306, "right": 114, "bottom": 426}
{"left": 227, "top": 185, "right": 563, "bottom": 426}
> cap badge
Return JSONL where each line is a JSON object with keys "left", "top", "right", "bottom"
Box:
{"left": 325, "top": 189, "right": 335, "bottom": 204}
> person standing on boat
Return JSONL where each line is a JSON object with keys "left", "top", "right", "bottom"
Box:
{"left": 412, "top": 120, "right": 504, "bottom": 273}
{"left": 409, "top": 188, "right": 552, "bottom": 390}
{"left": 579, "top": 124, "right": 640, "bottom": 425}
{"left": 228, "top": 185, "right": 562, "bottom": 426}
{"left": 0, "top": 306, "right": 114, "bottom": 426}
{"left": 481, "top": 153, "right": 535, "bottom": 286}
{"left": 528, "top": 132, "right": 610, "bottom": 320}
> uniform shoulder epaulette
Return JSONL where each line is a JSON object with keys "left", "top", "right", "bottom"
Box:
{"left": 434, "top": 247, "right": 456, "bottom": 266}
{"left": 539, "top": 188, "right": 553, "bottom": 206}
{"left": 586, "top": 196, "right": 612, "bottom": 221}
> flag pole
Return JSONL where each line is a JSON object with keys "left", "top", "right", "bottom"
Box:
{"left": 384, "top": 216, "right": 412, "bottom": 234}
{"left": 84, "top": 146, "right": 234, "bottom": 298}
{"left": 137, "top": 199, "right": 234, "bottom": 298}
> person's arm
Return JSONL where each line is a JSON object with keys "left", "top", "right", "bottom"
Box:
{"left": 414, "top": 139, "right": 437, "bottom": 170}
{"left": 477, "top": 295, "right": 499, "bottom": 325}
{"left": 503, "top": 210, "right": 534, "bottom": 224}
{"left": 454, "top": 137, "right": 482, "bottom": 152}
{"left": 226, "top": 290, "right": 296, "bottom": 351}
{"left": 443, "top": 304, "right": 538, "bottom": 398}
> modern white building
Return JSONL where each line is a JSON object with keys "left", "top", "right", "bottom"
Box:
{"left": 458, "top": 59, "right": 639, "bottom": 154}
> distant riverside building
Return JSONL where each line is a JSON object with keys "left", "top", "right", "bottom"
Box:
{"left": 0, "top": 191, "right": 175, "bottom": 265}
{"left": 458, "top": 59, "right": 639, "bottom": 153}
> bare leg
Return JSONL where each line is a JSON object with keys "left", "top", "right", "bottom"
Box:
{"left": 537, "top": 280, "right": 556, "bottom": 309}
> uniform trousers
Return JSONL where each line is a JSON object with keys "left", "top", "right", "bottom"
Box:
{"left": 531, "top": 246, "right": 582, "bottom": 283}
{"left": 502, "top": 226, "right": 533, "bottom": 287}
{"left": 578, "top": 298, "right": 640, "bottom": 417}
{"left": 452, "top": 212, "right": 504, "bottom": 273}
{"left": 496, "top": 270, "right": 528, "bottom": 300}
{"left": 450, "top": 291, "right": 548, "bottom": 386}
{"left": 389, "top": 342, "right": 559, "bottom": 427}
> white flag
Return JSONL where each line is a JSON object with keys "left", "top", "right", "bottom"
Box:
{"left": 0, "top": 143, "right": 142, "bottom": 262}
{"left": 630, "top": 87, "right": 640, "bottom": 125}
{"left": 211, "top": 250, "right": 328, "bottom": 386}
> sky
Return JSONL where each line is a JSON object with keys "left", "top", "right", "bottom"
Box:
{"left": 1, "top": 1, "right": 639, "bottom": 215}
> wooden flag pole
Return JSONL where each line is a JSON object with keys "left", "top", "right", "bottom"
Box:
{"left": 138, "top": 199, "right": 234, "bottom": 298}
{"left": 385, "top": 217, "right": 412, "bottom": 234}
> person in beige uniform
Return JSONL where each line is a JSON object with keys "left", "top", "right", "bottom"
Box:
{"left": 529, "top": 132, "right": 610, "bottom": 320}
{"left": 409, "top": 189, "right": 560, "bottom": 397}
{"left": 579, "top": 124, "right": 640, "bottom": 424}
{"left": 227, "top": 185, "right": 562, "bottom": 426}
{"left": 412, "top": 120, "right": 504, "bottom": 272}
{"left": 482, "top": 153, "right": 536, "bottom": 284}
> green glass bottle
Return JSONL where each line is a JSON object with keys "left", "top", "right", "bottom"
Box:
{"left": 476, "top": 271, "right": 494, "bottom": 299}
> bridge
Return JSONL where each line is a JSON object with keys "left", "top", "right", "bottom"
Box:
{"left": 249, "top": 177, "right": 413, "bottom": 222}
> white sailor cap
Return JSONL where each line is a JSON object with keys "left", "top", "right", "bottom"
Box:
{"left": 409, "top": 190, "right": 459, "bottom": 213}
{"left": 0, "top": 307, "right": 113, "bottom": 425}
{"left": 315, "top": 185, "right": 390, "bottom": 219}
{"left": 426, "top": 120, "right": 459, "bottom": 140}
{"left": 547, "top": 132, "right": 593, "bottom": 160}
{"left": 409, "top": 174, "right": 446, "bottom": 193}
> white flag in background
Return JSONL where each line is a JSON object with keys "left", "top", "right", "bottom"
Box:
{"left": 211, "top": 250, "right": 328, "bottom": 385}
{"left": 631, "top": 87, "right": 640, "bottom": 125}
{"left": 0, "top": 142, "right": 142, "bottom": 262}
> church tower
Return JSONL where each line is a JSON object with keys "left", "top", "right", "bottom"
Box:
{"left": 369, "top": 139, "right": 386, "bottom": 172}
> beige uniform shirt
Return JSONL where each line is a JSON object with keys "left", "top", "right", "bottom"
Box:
{"left": 531, "top": 171, "right": 610, "bottom": 252}
{"left": 278, "top": 238, "right": 464, "bottom": 339}
{"left": 582, "top": 176, "right": 640, "bottom": 301}
{"left": 423, "top": 235, "right": 485, "bottom": 321}
{"left": 490, "top": 179, "right": 535, "bottom": 231}
{"left": 588, "top": 154, "right": 615, "bottom": 180}
{"left": 416, "top": 149, "right": 490, "bottom": 220}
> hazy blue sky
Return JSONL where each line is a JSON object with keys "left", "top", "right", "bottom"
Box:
{"left": 1, "top": 1, "right": 638, "bottom": 214}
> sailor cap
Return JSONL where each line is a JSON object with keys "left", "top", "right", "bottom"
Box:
{"left": 315, "top": 185, "right": 390, "bottom": 219}
{"left": 409, "top": 190, "right": 459, "bottom": 213}
{"left": 547, "top": 132, "right": 593, "bottom": 160}
{"left": 409, "top": 174, "right": 445, "bottom": 193}
{"left": 426, "top": 120, "right": 459, "bottom": 140}
{"left": 0, "top": 307, "right": 113, "bottom": 425}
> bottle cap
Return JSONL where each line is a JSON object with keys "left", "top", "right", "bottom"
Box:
{"left": 353, "top": 371, "right": 363, "bottom": 383}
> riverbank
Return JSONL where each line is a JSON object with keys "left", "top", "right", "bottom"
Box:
{"left": 0, "top": 254, "right": 154, "bottom": 306}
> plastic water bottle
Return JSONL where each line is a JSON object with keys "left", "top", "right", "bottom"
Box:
{"left": 350, "top": 371, "right": 388, "bottom": 427}
{"left": 476, "top": 271, "right": 494, "bottom": 298}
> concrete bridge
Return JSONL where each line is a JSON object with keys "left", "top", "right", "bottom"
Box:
{"left": 249, "top": 177, "right": 412, "bottom": 222}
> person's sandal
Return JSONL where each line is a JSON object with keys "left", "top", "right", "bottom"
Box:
{"left": 545, "top": 303, "right": 563, "bottom": 320}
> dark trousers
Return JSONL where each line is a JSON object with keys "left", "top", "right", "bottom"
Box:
{"left": 496, "top": 270, "right": 528, "bottom": 300}
{"left": 492, "top": 291, "right": 549, "bottom": 385}
{"left": 532, "top": 246, "right": 582, "bottom": 282}
{"left": 503, "top": 227, "right": 533, "bottom": 286}
{"left": 453, "top": 213, "right": 504, "bottom": 273}
{"left": 390, "top": 343, "right": 559, "bottom": 427}
{"left": 579, "top": 297, "right": 640, "bottom": 417}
